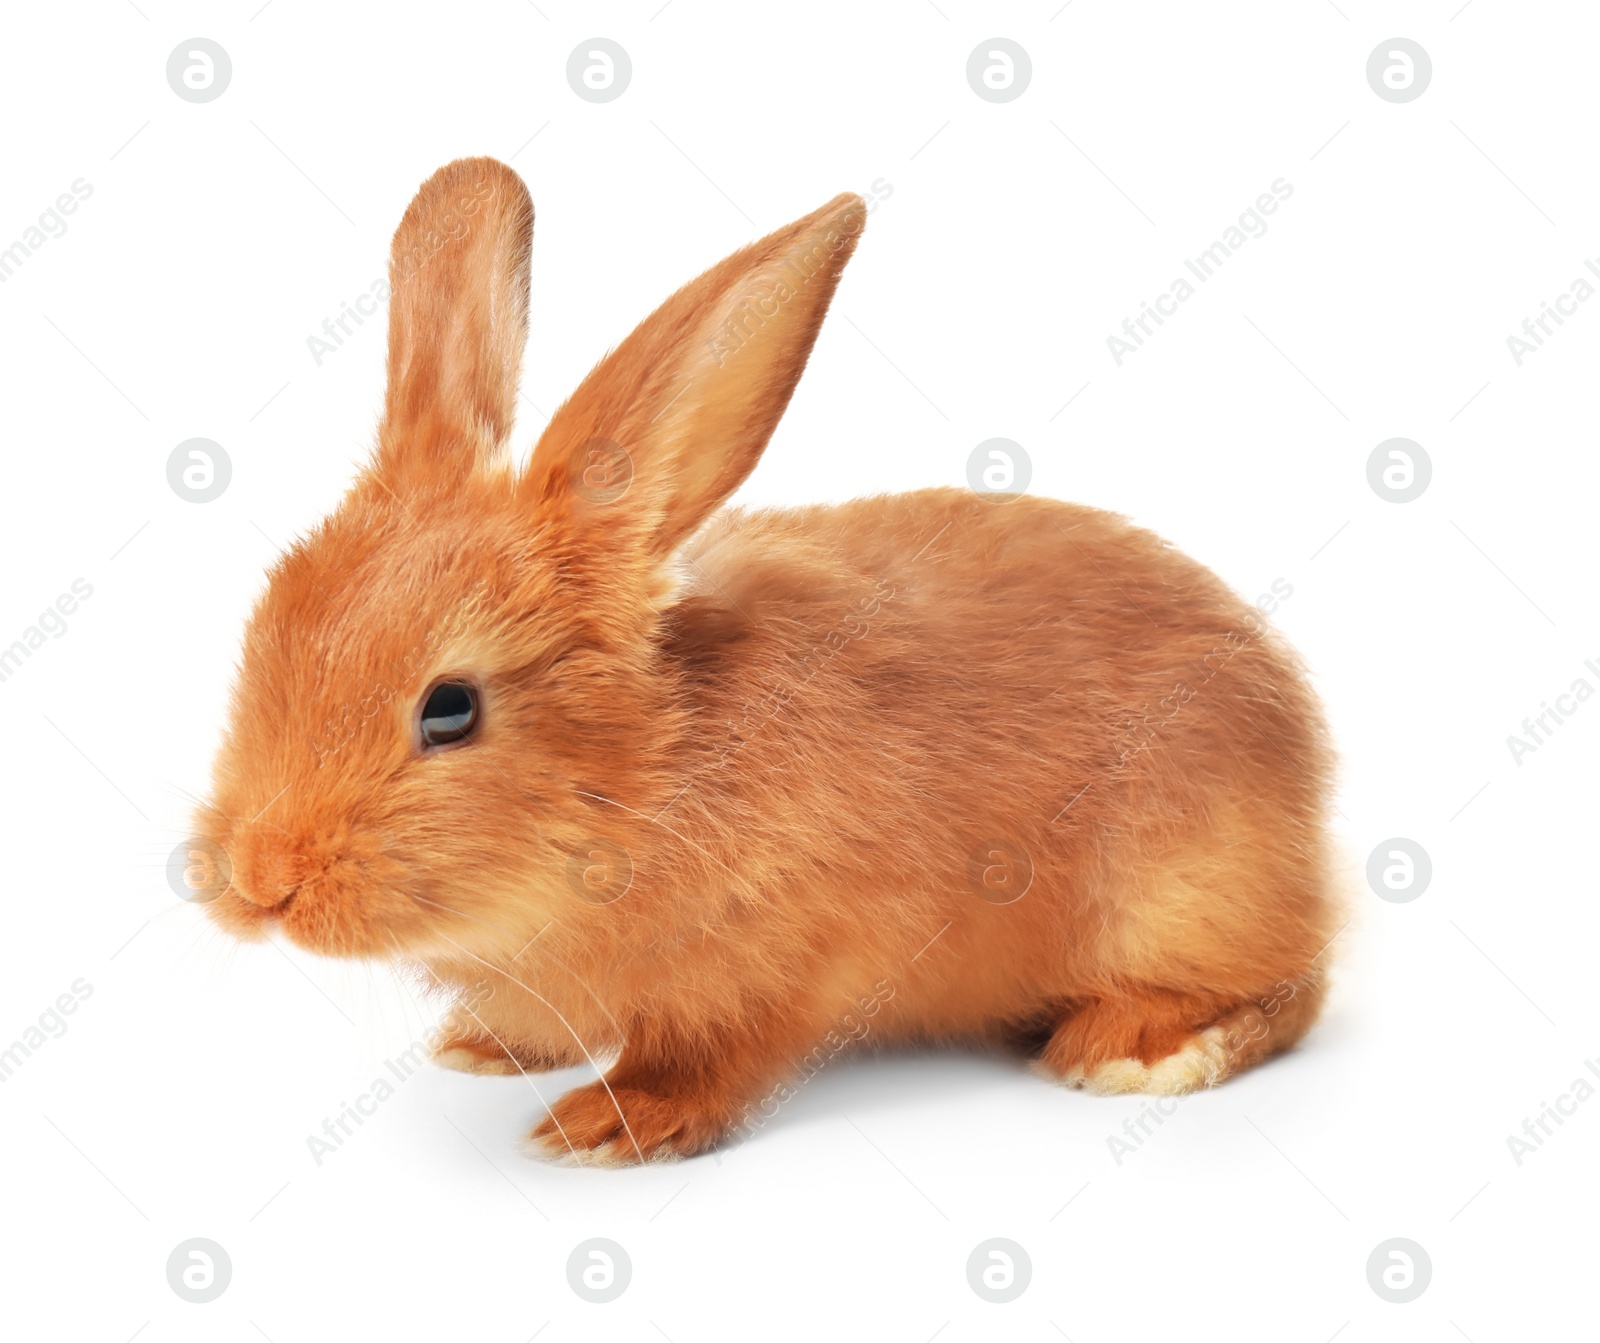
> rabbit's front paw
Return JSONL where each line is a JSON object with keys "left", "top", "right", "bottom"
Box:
{"left": 432, "top": 1029, "right": 521, "bottom": 1075}
{"left": 526, "top": 1082, "right": 730, "bottom": 1166}
{"left": 431, "top": 1027, "right": 577, "bottom": 1077}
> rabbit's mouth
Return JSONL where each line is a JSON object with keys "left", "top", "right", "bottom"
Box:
{"left": 197, "top": 859, "right": 302, "bottom": 941}
{"left": 204, "top": 886, "right": 276, "bottom": 940}
{"left": 197, "top": 817, "right": 435, "bottom": 959}
{"left": 273, "top": 870, "right": 434, "bottom": 959}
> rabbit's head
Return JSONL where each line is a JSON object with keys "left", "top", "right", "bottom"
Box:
{"left": 197, "top": 157, "right": 864, "bottom": 959}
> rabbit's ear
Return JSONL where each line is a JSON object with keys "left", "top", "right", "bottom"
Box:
{"left": 376, "top": 158, "right": 532, "bottom": 484}
{"left": 524, "top": 192, "right": 865, "bottom": 560}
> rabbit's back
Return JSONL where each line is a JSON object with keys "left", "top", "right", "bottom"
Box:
{"left": 665, "top": 486, "right": 1337, "bottom": 1037}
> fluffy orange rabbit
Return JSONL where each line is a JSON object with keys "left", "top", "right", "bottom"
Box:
{"left": 199, "top": 157, "right": 1339, "bottom": 1164}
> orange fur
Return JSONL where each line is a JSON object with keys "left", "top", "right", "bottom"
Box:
{"left": 199, "top": 158, "right": 1340, "bottom": 1163}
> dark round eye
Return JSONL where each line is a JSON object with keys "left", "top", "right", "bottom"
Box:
{"left": 418, "top": 681, "right": 479, "bottom": 751}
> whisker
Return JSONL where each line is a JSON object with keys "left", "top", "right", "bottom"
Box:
{"left": 394, "top": 941, "right": 577, "bottom": 1161}
{"left": 574, "top": 789, "right": 769, "bottom": 904}
{"left": 146, "top": 776, "right": 211, "bottom": 811}
{"left": 406, "top": 892, "right": 524, "bottom": 942}
{"left": 430, "top": 929, "right": 644, "bottom": 1164}
{"left": 405, "top": 896, "right": 625, "bottom": 1047}
{"left": 458, "top": 1000, "right": 579, "bottom": 1158}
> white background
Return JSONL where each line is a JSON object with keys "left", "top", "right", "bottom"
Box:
{"left": 1, "top": 1, "right": 1595, "bottom": 1339}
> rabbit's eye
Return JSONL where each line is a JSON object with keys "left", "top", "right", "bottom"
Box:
{"left": 418, "top": 680, "right": 479, "bottom": 751}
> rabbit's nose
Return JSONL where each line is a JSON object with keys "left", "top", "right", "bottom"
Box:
{"left": 231, "top": 826, "right": 316, "bottom": 910}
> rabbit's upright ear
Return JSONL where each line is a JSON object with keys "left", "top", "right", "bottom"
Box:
{"left": 376, "top": 157, "right": 533, "bottom": 485}
{"left": 524, "top": 192, "right": 865, "bottom": 561}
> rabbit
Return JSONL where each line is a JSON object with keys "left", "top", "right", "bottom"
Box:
{"left": 197, "top": 156, "right": 1340, "bottom": 1165}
